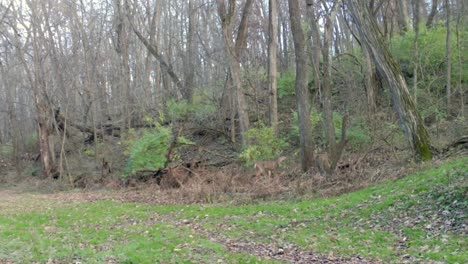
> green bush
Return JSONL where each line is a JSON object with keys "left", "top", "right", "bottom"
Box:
{"left": 125, "top": 125, "right": 172, "bottom": 177}
{"left": 347, "top": 124, "right": 372, "bottom": 150}
{"left": 23, "top": 165, "right": 41, "bottom": 177}
{"left": 278, "top": 71, "right": 296, "bottom": 98}
{"left": 83, "top": 149, "right": 96, "bottom": 157}
{"left": 240, "top": 126, "right": 288, "bottom": 166}
{"left": 391, "top": 27, "right": 468, "bottom": 95}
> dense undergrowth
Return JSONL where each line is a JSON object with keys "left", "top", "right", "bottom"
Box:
{"left": 0, "top": 157, "right": 466, "bottom": 263}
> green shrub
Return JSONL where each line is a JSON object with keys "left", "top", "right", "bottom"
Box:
{"left": 240, "top": 126, "right": 288, "bottom": 166}
{"left": 167, "top": 99, "right": 191, "bottom": 121}
{"left": 391, "top": 27, "right": 468, "bottom": 95}
{"left": 278, "top": 71, "right": 296, "bottom": 98}
{"left": 83, "top": 149, "right": 95, "bottom": 157}
{"left": 124, "top": 125, "right": 172, "bottom": 177}
{"left": 347, "top": 124, "right": 372, "bottom": 150}
{"left": 23, "top": 165, "right": 41, "bottom": 177}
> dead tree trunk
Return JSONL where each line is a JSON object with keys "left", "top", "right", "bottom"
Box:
{"left": 347, "top": 0, "right": 433, "bottom": 161}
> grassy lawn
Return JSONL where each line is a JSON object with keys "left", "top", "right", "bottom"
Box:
{"left": 0, "top": 157, "right": 466, "bottom": 263}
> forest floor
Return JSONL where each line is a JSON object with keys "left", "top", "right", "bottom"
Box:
{"left": 0, "top": 157, "right": 466, "bottom": 263}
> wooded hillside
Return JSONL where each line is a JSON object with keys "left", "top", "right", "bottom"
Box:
{"left": 0, "top": 0, "right": 466, "bottom": 194}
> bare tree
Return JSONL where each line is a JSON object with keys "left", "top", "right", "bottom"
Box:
{"left": 217, "top": 0, "right": 253, "bottom": 146}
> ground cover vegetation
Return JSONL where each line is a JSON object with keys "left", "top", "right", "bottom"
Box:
{"left": 0, "top": 157, "right": 466, "bottom": 263}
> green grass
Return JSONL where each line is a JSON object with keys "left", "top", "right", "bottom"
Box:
{"left": 0, "top": 157, "right": 466, "bottom": 263}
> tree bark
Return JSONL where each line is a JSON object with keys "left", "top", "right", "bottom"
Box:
{"left": 426, "top": 0, "right": 438, "bottom": 28}
{"left": 445, "top": 0, "right": 452, "bottom": 113}
{"left": 347, "top": 0, "right": 433, "bottom": 161}
{"left": 320, "top": 2, "right": 340, "bottom": 163}
{"left": 396, "top": 0, "right": 410, "bottom": 34}
{"left": 364, "top": 47, "right": 378, "bottom": 112}
{"left": 268, "top": 0, "right": 279, "bottom": 135}
{"left": 184, "top": 0, "right": 197, "bottom": 103}
{"left": 289, "top": 0, "right": 315, "bottom": 171}
{"left": 217, "top": 0, "right": 252, "bottom": 146}
{"left": 413, "top": 0, "right": 420, "bottom": 104}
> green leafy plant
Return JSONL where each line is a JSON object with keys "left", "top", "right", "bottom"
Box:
{"left": 23, "top": 165, "right": 41, "bottom": 177}
{"left": 167, "top": 99, "right": 191, "bottom": 121}
{"left": 83, "top": 149, "right": 95, "bottom": 157}
{"left": 240, "top": 126, "right": 288, "bottom": 166}
{"left": 124, "top": 124, "right": 172, "bottom": 177}
{"left": 278, "top": 71, "right": 296, "bottom": 98}
{"left": 347, "top": 125, "right": 372, "bottom": 150}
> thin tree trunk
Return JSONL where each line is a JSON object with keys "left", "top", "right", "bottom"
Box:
{"left": 413, "top": 0, "right": 420, "bottom": 104}
{"left": 455, "top": 0, "right": 464, "bottom": 117}
{"left": 289, "top": 0, "right": 315, "bottom": 171}
{"left": 445, "top": 0, "right": 452, "bottom": 113}
{"left": 347, "top": 0, "right": 433, "bottom": 161}
{"left": 281, "top": 19, "right": 289, "bottom": 71}
{"left": 320, "top": 2, "right": 339, "bottom": 163}
{"left": 364, "top": 47, "right": 378, "bottom": 113}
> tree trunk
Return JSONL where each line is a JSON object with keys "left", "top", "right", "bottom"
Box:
{"left": 455, "top": 0, "right": 465, "bottom": 117}
{"left": 217, "top": 0, "right": 252, "bottom": 146}
{"left": 397, "top": 0, "right": 410, "bottom": 34}
{"left": 413, "top": 0, "right": 420, "bottom": 104}
{"left": 445, "top": 0, "right": 452, "bottom": 113}
{"left": 184, "top": 0, "right": 197, "bottom": 103}
{"left": 364, "top": 47, "right": 378, "bottom": 112}
{"left": 347, "top": 0, "right": 433, "bottom": 161}
{"left": 289, "top": 0, "right": 315, "bottom": 171}
{"left": 426, "top": 0, "right": 438, "bottom": 28}
{"left": 268, "top": 0, "right": 279, "bottom": 135}
{"left": 320, "top": 3, "right": 339, "bottom": 163}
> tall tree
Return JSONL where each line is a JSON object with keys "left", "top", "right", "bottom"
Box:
{"left": 12, "top": 2, "right": 57, "bottom": 177}
{"left": 445, "top": 0, "right": 452, "bottom": 112}
{"left": 413, "top": 0, "right": 421, "bottom": 104}
{"left": 184, "top": 0, "right": 197, "bottom": 103}
{"left": 268, "top": 0, "right": 279, "bottom": 134}
{"left": 288, "top": 0, "right": 315, "bottom": 171}
{"left": 217, "top": 0, "right": 253, "bottom": 146}
{"left": 346, "top": 0, "right": 433, "bottom": 161}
